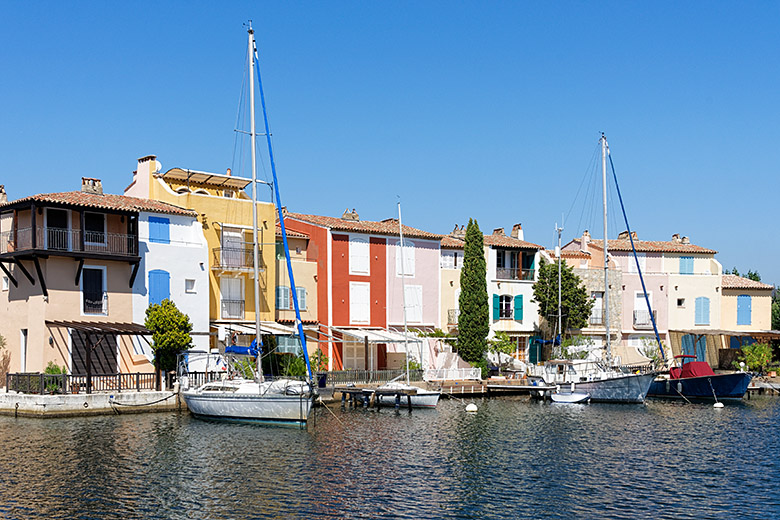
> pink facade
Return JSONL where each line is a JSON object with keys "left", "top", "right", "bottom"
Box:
{"left": 385, "top": 237, "right": 441, "bottom": 329}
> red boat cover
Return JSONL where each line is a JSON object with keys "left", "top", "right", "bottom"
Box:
{"left": 676, "top": 361, "right": 715, "bottom": 379}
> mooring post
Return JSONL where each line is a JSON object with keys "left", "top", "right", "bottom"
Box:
{"left": 395, "top": 393, "right": 400, "bottom": 409}
{"left": 407, "top": 394, "right": 412, "bottom": 411}
{"left": 341, "top": 391, "right": 346, "bottom": 408}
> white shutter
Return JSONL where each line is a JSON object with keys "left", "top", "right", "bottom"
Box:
{"left": 405, "top": 285, "right": 423, "bottom": 323}
{"left": 350, "top": 282, "right": 370, "bottom": 324}
{"left": 349, "top": 236, "right": 370, "bottom": 274}
{"left": 629, "top": 253, "right": 646, "bottom": 274}
{"left": 396, "top": 239, "right": 415, "bottom": 276}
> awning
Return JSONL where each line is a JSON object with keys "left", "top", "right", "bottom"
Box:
{"left": 46, "top": 320, "right": 150, "bottom": 335}
{"left": 214, "top": 321, "right": 297, "bottom": 341}
{"left": 161, "top": 168, "right": 252, "bottom": 189}
{"left": 333, "top": 327, "right": 418, "bottom": 344}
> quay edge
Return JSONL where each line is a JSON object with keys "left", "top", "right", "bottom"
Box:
{"left": 0, "top": 390, "right": 184, "bottom": 418}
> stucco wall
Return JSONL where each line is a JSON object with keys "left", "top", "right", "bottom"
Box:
{"left": 721, "top": 289, "right": 772, "bottom": 330}
{"left": 386, "top": 237, "right": 440, "bottom": 329}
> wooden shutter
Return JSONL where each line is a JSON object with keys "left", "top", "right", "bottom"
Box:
{"left": 149, "top": 217, "right": 170, "bottom": 244}
{"left": 149, "top": 269, "right": 170, "bottom": 305}
{"left": 737, "top": 295, "right": 751, "bottom": 326}
{"left": 492, "top": 294, "right": 500, "bottom": 320}
{"left": 514, "top": 294, "right": 523, "bottom": 321}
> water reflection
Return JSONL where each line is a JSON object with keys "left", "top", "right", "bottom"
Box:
{"left": 0, "top": 397, "right": 779, "bottom": 519}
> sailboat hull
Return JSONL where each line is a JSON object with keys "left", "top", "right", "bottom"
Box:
{"left": 647, "top": 372, "right": 752, "bottom": 401}
{"left": 568, "top": 372, "right": 656, "bottom": 403}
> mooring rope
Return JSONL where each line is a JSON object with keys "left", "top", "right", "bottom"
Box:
{"left": 109, "top": 393, "right": 177, "bottom": 407}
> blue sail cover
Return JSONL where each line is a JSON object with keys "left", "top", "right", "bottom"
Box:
{"left": 225, "top": 338, "right": 262, "bottom": 357}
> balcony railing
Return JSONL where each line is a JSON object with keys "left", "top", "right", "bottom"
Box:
{"left": 633, "top": 310, "right": 657, "bottom": 329}
{"left": 7, "top": 372, "right": 158, "bottom": 394}
{"left": 447, "top": 309, "right": 460, "bottom": 325}
{"left": 212, "top": 247, "right": 255, "bottom": 269}
{"left": 221, "top": 299, "right": 245, "bottom": 319}
{"left": 495, "top": 267, "right": 535, "bottom": 281}
{"left": 589, "top": 309, "right": 604, "bottom": 325}
{"left": 84, "top": 292, "right": 108, "bottom": 315}
{"left": 0, "top": 228, "right": 137, "bottom": 256}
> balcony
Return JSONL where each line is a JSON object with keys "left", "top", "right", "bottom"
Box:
{"left": 212, "top": 247, "right": 256, "bottom": 271}
{"left": 589, "top": 309, "right": 604, "bottom": 326}
{"left": 221, "top": 299, "right": 245, "bottom": 320}
{"left": 633, "top": 310, "right": 657, "bottom": 329}
{"left": 495, "top": 267, "right": 535, "bottom": 281}
{"left": 84, "top": 292, "right": 108, "bottom": 315}
{"left": 447, "top": 309, "right": 460, "bottom": 325}
{"left": 1, "top": 227, "right": 137, "bottom": 257}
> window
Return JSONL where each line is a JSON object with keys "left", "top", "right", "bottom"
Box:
{"left": 1, "top": 276, "right": 7, "bottom": 291}
{"left": 499, "top": 295, "right": 512, "bottom": 319}
{"left": 680, "top": 256, "right": 694, "bottom": 275}
{"left": 737, "top": 294, "right": 752, "bottom": 326}
{"left": 349, "top": 236, "right": 370, "bottom": 275}
{"left": 396, "top": 239, "right": 415, "bottom": 276}
{"left": 277, "top": 335, "right": 301, "bottom": 355}
{"left": 496, "top": 251, "right": 505, "bottom": 270}
{"left": 223, "top": 189, "right": 235, "bottom": 198}
{"left": 677, "top": 298, "right": 685, "bottom": 308}
{"left": 295, "top": 286, "right": 307, "bottom": 311}
{"left": 185, "top": 279, "right": 196, "bottom": 293}
{"left": 350, "top": 282, "right": 370, "bottom": 323}
{"left": 82, "top": 267, "right": 106, "bottom": 314}
{"left": 148, "top": 269, "right": 171, "bottom": 306}
{"left": 149, "top": 216, "right": 170, "bottom": 244}
{"left": 84, "top": 212, "right": 106, "bottom": 245}
{"left": 441, "top": 251, "right": 455, "bottom": 269}
{"left": 276, "top": 286, "right": 290, "bottom": 310}
{"left": 220, "top": 277, "right": 244, "bottom": 319}
{"left": 629, "top": 253, "right": 646, "bottom": 274}
{"left": 46, "top": 208, "right": 70, "bottom": 250}
{"left": 404, "top": 285, "right": 423, "bottom": 323}
{"left": 221, "top": 227, "right": 245, "bottom": 268}
{"left": 695, "top": 296, "right": 710, "bottom": 326}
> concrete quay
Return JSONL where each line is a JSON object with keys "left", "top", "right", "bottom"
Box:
{"left": 0, "top": 390, "right": 183, "bottom": 418}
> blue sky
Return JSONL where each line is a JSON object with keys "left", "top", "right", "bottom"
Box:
{"left": 2, "top": 2, "right": 779, "bottom": 285}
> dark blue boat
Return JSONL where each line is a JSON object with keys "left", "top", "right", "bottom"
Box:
{"left": 648, "top": 355, "right": 753, "bottom": 401}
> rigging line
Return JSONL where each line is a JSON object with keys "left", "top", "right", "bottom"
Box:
{"left": 232, "top": 46, "right": 250, "bottom": 175}
{"left": 564, "top": 141, "right": 601, "bottom": 225}
{"left": 607, "top": 149, "right": 665, "bottom": 361}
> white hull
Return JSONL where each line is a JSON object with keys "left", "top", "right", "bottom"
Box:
{"left": 182, "top": 378, "right": 312, "bottom": 426}
{"left": 528, "top": 360, "right": 656, "bottom": 403}
{"left": 376, "top": 382, "right": 441, "bottom": 408}
{"left": 551, "top": 392, "right": 590, "bottom": 404}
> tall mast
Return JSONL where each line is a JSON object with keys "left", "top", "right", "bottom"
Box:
{"left": 601, "top": 133, "right": 611, "bottom": 363}
{"left": 398, "top": 201, "right": 410, "bottom": 385}
{"left": 248, "top": 25, "right": 264, "bottom": 382}
{"left": 556, "top": 220, "right": 563, "bottom": 350}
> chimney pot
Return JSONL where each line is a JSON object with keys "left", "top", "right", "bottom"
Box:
{"left": 81, "top": 177, "right": 103, "bottom": 195}
{"left": 682, "top": 236, "right": 690, "bottom": 244}
{"left": 0, "top": 185, "right": 6, "bottom": 204}
{"left": 511, "top": 223, "right": 524, "bottom": 240}
{"left": 492, "top": 227, "right": 505, "bottom": 236}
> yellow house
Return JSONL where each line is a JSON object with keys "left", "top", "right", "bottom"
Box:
{"left": 721, "top": 274, "right": 774, "bottom": 331}
{"left": 125, "top": 155, "right": 277, "bottom": 349}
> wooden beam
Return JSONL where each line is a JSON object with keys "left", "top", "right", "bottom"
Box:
{"left": 33, "top": 257, "right": 47, "bottom": 298}
{"left": 14, "top": 259, "right": 35, "bottom": 285}
{"left": 129, "top": 261, "right": 140, "bottom": 288}
{"left": 75, "top": 258, "right": 84, "bottom": 286}
{"left": 0, "top": 262, "right": 18, "bottom": 287}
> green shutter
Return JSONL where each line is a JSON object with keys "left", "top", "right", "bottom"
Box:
{"left": 514, "top": 295, "right": 523, "bottom": 321}
{"left": 492, "top": 294, "right": 500, "bottom": 320}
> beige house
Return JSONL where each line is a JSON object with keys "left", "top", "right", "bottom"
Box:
{"left": 721, "top": 274, "right": 774, "bottom": 332}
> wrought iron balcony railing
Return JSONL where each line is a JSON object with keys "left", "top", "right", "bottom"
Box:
{"left": 495, "top": 267, "right": 535, "bottom": 281}
{"left": 0, "top": 228, "right": 137, "bottom": 256}
{"left": 589, "top": 309, "right": 604, "bottom": 325}
{"left": 633, "top": 310, "right": 657, "bottom": 329}
{"left": 212, "top": 247, "right": 256, "bottom": 269}
{"left": 221, "top": 299, "right": 245, "bottom": 320}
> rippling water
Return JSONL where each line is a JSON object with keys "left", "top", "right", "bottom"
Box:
{"left": 0, "top": 396, "right": 778, "bottom": 519}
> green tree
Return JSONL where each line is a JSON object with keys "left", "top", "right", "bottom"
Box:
{"left": 532, "top": 258, "right": 593, "bottom": 336}
{"left": 730, "top": 267, "right": 761, "bottom": 282}
{"left": 737, "top": 343, "right": 772, "bottom": 373}
{"left": 772, "top": 287, "right": 780, "bottom": 331}
{"left": 487, "top": 331, "right": 516, "bottom": 375}
{"left": 458, "top": 218, "right": 489, "bottom": 364}
{"left": 144, "top": 299, "right": 193, "bottom": 374}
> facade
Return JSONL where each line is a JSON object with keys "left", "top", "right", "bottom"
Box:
{"left": 284, "top": 209, "right": 442, "bottom": 371}
{"left": 0, "top": 179, "right": 196, "bottom": 375}
{"left": 125, "top": 155, "right": 278, "bottom": 350}
{"left": 720, "top": 274, "right": 774, "bottom": 333}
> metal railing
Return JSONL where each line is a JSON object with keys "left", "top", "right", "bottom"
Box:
{"left": 589, "top": 309, "right": 604, "bottom": 325}
{"left": 7, "top": 372, "right": 157, "bottom": 394}
{"left": 325, "top": 369, "right": 424, "bottom": 385}
{"left": 495, "top": 267, "right": 535, "bottom": 281}
{"left": 213, "top": 247, "right": 256, "bottom": 269}
{"left": 84, "top": 292, "right": 108, "bottom": 314}
{"left": 447, "top": 308, "right": 460, "bottom": 325}
{"left": 221, "top": 299, "right": 245, "bottom": 319}
{"left": 0, "top": 227, "right": 137, "bottom": 256}
{"left": 424, "top": 368, "right": 481, "bottom": 381}
{"left": 633, "top": 310, "right": 657, "bottom": 329}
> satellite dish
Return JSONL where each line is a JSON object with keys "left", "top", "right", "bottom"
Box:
{"left": 155, "top": 160, "right": 162, "bottom": 173}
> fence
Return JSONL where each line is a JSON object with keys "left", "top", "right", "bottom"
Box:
{"left": 424, "top": 368, "right": 482, "bottom": 381}
{"left": 325, "top": 369, "right": 424, "bottom": 386}
{"left": 7, "top": 372, "right": 158, "bottom": 394}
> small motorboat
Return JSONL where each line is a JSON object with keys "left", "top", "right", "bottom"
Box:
{"left": 550, "top": 384, "right": 591, "bottom": 404}
{"left": 648, "top": 355, "right": 753, "bottom": 401}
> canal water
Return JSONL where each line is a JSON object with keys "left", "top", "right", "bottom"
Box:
{"left": 0, "top": 396, "right": 778, "bottom": 520}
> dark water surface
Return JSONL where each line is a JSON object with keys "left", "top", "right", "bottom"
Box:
{"left": 0, "top": 397, "right": 778, "bottom": 520}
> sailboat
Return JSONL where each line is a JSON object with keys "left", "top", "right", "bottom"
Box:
{"left": 181, "top": 24, "right": 314, "bottom": 426}
{"left": 376, "top": 202, "right": 441, "bottom": 408}
{"left": 528, "top": 134, "right": 656, "bottom": 403}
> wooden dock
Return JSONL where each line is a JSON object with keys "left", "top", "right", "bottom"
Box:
{"left": 334, "top": 386, "right": 419, "bottom": 410}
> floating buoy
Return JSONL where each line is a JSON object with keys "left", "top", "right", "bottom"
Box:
{"left": 465, "top": 403, "right": 478, "bottom": 413}
{"left": 713, "top": 402, "right": 724, "bottom": 408}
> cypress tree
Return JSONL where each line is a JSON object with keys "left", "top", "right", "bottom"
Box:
{"left": 458, "top": 218, "right": 489, "bottom": 363}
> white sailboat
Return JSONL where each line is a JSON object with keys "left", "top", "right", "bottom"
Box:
{"left": 181, "top": 24, "right": 313, "bottom": 426}
{"left": 528, "top": 134, "right": 655, "bottom": 403}
{"left": 377, "top": 202, "right": 441, "bottom": 408}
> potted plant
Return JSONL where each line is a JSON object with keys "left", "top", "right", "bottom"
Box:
{"left": 311, "top": 349, "right": 329, "bottom": 388}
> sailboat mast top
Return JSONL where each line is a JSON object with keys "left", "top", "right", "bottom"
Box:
{"left": 248, "top": 25, "right": 264, "bottom": 382}
{"left": 397, "top": 201, "right": 410, "bottom": 385}
{"left": 601, "top": 134, "right": 611, "bottom": 363}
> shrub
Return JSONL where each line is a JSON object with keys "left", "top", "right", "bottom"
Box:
{"left": 738, "top": 342, "right": 772, "bottom": 373}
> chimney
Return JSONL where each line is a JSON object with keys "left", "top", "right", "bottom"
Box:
{"left": 226, "top": 168, "right": 232, "bottom": 176}
{"left": 81, "top": 177, "right": 103, "bottom": 195}
{"left": 0, "top": 185, "right": 6, "bottom": 204}
{"left": 281, "top": 206, "right": 288, "bottom": 217}
{"left": 581, "top": 230, "right": 590, "bottom": 253}
{"left": 492, "top": 227, "right": 505, "bottom": 236}
{"left": 341, "top": 208, "right": 359, "bottom": 221}
{"left": 672, "top": 233, "right": 681, "bottom": 243}
{"left": 681, "top": 236, "right": 690, "bottom": 244}
{"left": 126, "top": 154, "right": 157, "bottom": 198}
{"left": 450, "top": 225, "right": 466, "bottom": 239}
{"left": 511, "top": 223, "right": 524, "bottom": 240}
{"left": 618, "top": 230, "right": 630, "bottom": 240}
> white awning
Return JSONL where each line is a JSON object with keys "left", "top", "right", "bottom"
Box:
{"left": 214, "top": 321, "right": 297, "bottom": 341}
{"left": 333, "top": 327, "right": 418, "bottom": 344}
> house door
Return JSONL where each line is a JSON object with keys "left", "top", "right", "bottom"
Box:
{"left": 46, "top": 208, "right": 69, "bottom": 250}
{"left": 343, "top": 341, "right": 365, "bottom": 370}
{"left": 221, "top": 228, "right": 245, "bottom": 268}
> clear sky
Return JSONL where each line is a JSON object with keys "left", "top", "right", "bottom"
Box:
{"left": 2, "top": 2, "right": 779, "bottom": 286}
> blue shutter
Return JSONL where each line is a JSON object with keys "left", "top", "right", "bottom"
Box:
{"left": 680, "top": 256, "right": 693, "bottom": 275}
{"left": 149, "top": 217, "right": 170, "bottom": 244}
{"left": 492, "top": 294, "right": 500, "bottom": 320}
{"left": 149, "top": 270, "right": 170, "bottom": 305}
{"left": 514, "top": 294, "right": 523, "bottom": 321}
{"left": 737, "top": 295, "right": 751, "bottom": 326}
{"left": 681, "top": 334, "right": 695, "bottom": 357}
{"left": 695, "top": 296, "right": 710, "bottom": 325}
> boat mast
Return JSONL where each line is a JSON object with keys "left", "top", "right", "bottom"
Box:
{"left": 556, "top": 220, "right": 563, "bottom": 352}
{"left": 601, "top": 133, "right": 611, "bottom": 364}
{"left": 398, "top": 201, "right": 410, "bottom": 385}
{"left": 248, "top": 25, "right": 264, "bottom": 382}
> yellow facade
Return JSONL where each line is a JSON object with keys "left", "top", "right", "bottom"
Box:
{"left": 126, "top": 156, "right": 277, "bottom": 346}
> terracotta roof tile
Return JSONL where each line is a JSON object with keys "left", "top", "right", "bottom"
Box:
{"left": 1, "top": 191, "right": 197, "bottom": 217}
{"left": 483, "top": 234, "right": 542, "bottom": 250}
{"left": 440, "top": 236, "right": 465, "bottom": 249}
{"left": 572, "top": 238, "right": 717, "bottom": 255}
{"left": 287, "top": 212, "right": 442, "bottom": 240}
{"left": 721, "top": 274, "right": 774, "bottom": 290}
{"left": 276, "top": 223, "right": 308, "bottom": 239}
